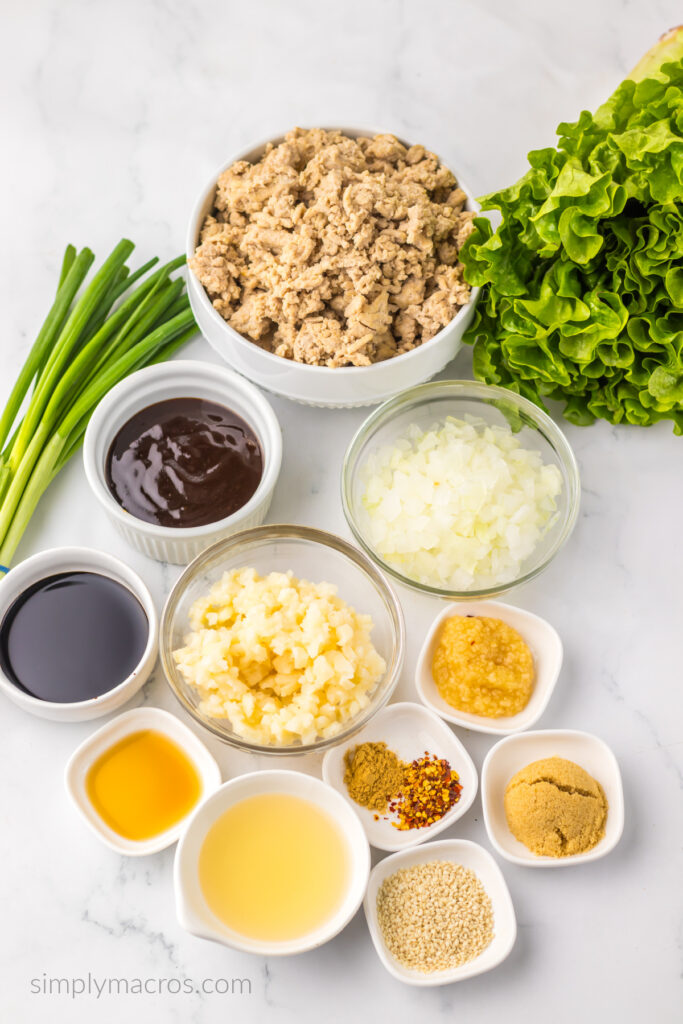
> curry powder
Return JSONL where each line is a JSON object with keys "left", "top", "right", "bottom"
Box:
{"left": 343, "top": 742, "right": 405, "bottom": 814}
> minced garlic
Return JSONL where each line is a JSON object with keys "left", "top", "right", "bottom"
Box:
{"left": 172, "top": 567, "right": 386, "bottom": 746}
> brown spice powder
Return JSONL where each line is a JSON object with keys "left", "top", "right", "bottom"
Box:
{"left": 344, "top": 742, "right": 462, "bottom": 828}
{"left": 343, "top": 741, "right": 405, "bottom": 814}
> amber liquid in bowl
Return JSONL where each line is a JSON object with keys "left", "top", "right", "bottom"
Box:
{"left": 86, "top": 730, "right": 202, "bottom": 840}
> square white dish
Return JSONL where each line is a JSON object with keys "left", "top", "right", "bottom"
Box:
{"left": 415, "top": 599, "right": 563, "bottom": 735}
{"left": 364, "top": 838, "right": 516, "bottom": 986}
{"left": 481, "top": 729, "right": 624, "bottom": 867}
{"left": 65, "top": 706, "right": 221, "bottom": 856}
{"left": 321, "top": 701, "right": 477, "bottom": 852}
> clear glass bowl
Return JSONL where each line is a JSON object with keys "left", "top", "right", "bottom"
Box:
{"left": 341, "top": 381, "right": 581, "bottom": 599}
{"left": 160, "top": 525, "right": 405, "bottom": 754}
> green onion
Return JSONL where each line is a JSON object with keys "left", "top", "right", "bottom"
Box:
{"left": 0, "top": 240, "right": 197, "bottom": 566}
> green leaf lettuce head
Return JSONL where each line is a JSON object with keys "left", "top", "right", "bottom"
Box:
{"left": 461, "top": 27, "right": 683, "bottom": 432}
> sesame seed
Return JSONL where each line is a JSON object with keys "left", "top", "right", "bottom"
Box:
{"left": 376, "top": 860, "right": 494, "bottom": 973}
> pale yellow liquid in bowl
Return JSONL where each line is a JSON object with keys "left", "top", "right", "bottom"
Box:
{"left": 198, "top": 793, "right": 350, "bottom": 942}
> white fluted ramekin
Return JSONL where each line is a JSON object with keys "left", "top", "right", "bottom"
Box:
{"left": 186, "top": 126, "right": 480, "bottom": 407}
{"left": 83, "top": 360, "right": 282, "bottom": 564}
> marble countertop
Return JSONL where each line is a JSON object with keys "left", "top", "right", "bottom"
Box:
{"left": 2, "top": 1, "right": 682, "bottom": 1021}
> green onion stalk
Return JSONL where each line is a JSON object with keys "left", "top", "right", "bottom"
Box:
{"left": 0, "top": 240, "right": 198, "bottom": 569}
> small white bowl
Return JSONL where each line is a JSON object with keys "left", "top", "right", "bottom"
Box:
{"left": 186, "top": 126, "right": 480, "bottom": 408}
{"left": 174, "top": 769, "right": 370, "bottom": 956}
{"left": 65, "top": 706, "right": 221, "bottom": 856}
{"left": 364, "top": 839, "right": 516, "bottom": 986}
{"left": 416, "top": 600, "right": 563, "bottom": 735}
{"left": 0, "top": 547, "right": 158, "bottom": 722}
{"left": 481, "top": 729, "right": 624, "bottom": 867}
{"left": 322, "top": 701, "right": 477, "bottom": 852}
{"left": 83, "top": 360, "right": 282, "bottom": 564}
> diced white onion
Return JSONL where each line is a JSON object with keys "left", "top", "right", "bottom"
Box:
{"left": 359, "top": 416, "right": 563, "bottom": 589}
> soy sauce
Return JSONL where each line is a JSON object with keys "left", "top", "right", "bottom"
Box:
{"left": 0, "top": 572, "right": 149, "bottom": 703}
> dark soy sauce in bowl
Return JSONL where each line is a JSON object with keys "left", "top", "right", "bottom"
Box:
{"left": 0, "top": 572, "right": 149, "bottom": 703}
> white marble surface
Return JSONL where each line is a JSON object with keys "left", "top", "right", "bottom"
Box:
{"left": 1, "top": 1, "right": 682, "bottom": 1021}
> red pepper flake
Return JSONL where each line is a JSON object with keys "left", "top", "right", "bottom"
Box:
{"left": 386, "top": 752, "right": 462, "bottom": 831}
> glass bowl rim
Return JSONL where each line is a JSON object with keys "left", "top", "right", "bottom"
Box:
{"left": 341, "top": 379, "right": 581, "bottom": 599}
{"left": 159, "top": 523, "right": 406, "bottom": 754}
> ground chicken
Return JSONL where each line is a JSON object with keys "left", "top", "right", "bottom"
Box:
{"left": 190, "top": 128, "right": 474, "bottom": 367}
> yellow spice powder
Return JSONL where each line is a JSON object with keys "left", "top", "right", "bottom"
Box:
{"left": 431, "top": 615, "right": 534, "bottom": 718}
{"left": 504, "top": 756, "right": 608, "bottom": 857}
{"left": 343, "top": 742, "right": 405, "bottom": 814}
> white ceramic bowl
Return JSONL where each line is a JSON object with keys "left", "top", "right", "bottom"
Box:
{"left": 186, "top": 127, "right": 480, "bottom": 408}
{"left": 174, "top": 770, "right": 371, "bottom": 956}
{"left": 322, "top": 701, "right": 477, "bottom": 852}
{"left": 0, "top": 546, "right": 158, "bottom": 722}
{"left": 64, "top": 706, "right": 221, "bottom": 855}
{"left": 364, "top": 839, "right": 516, "bottom": 986}
{"left": 415, "top": 600, "right": 563, "bottom": 735}
{"left": 83, "top": 360, "right": 282, "bottom": 564}
{"left": 481, "top": 729, "right": 624, "bottom": 867}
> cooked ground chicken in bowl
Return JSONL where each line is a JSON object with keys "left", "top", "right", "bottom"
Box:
{"left": 190, "top": 128, "right": 475, "bottom": 368}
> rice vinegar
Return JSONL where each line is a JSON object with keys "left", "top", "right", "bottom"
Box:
{"left": 198, "top": 793, "right": 349, "bottom": 941}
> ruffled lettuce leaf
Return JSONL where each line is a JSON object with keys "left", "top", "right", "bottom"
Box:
{"left": 462, "top": 51, "right": 683, "bottom": 432}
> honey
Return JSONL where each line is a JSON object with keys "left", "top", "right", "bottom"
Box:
{"left": 86, "top": 730, "right": 201, "bottom": 840}
{"left": 199, "top": 793, "right": 349, "bottom": 942}
{"left": 432, "top": 615, "right": 535, "bottom": 718}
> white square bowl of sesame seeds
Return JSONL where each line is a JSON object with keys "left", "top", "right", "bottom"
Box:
{"left": 321, "top": 702, "right": 477, "bottom": 852}
{"left": 364, "top": 838, "right": 517, "bottom": 986}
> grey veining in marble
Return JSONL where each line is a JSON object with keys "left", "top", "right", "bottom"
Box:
{"left": 1, "top": 1, "right": 682, "bottom": 1022}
